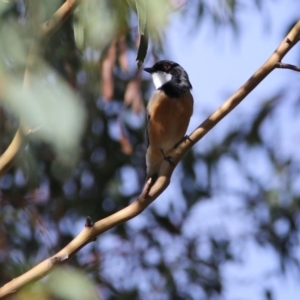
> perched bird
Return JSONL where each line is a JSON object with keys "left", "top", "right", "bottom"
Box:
{"left": 143, "top": 60, "right": 194, "bottom": 182}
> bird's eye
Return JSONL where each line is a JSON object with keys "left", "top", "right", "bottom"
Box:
{"left": 163, "top": 64, "right": 171, "bottom": 71}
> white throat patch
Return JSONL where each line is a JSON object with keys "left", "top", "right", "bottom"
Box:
{"left": 152, "top": 71, "right": 172, "bottom": 89}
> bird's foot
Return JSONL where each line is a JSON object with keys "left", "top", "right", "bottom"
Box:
{"left": 160, "top": 148, "right": 175, "bottom": 166}
{"left": 173, "top": 135, "right": 193, "bottom": 149}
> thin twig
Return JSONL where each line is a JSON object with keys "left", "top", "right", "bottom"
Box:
{"left": 276, "top": 61, "right": 300, "bottom": 72}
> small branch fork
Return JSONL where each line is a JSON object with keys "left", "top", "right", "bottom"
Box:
{"left": 0, "top": 5, "right": 299, "bottom": 300}
{"left": 276, "top": 61, "right": 300, "bottom": 72}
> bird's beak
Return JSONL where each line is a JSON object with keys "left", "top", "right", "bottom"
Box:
{"left": 143, "top": 67, "right": 153, "bottom": 74}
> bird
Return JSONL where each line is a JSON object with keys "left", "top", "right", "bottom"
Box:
{"left": 143, "top": 60, "right": 194, "bottom": 182}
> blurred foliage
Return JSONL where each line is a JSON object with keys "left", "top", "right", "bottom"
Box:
{"left": 0, "top": 0, "right": 300, "bottom": 300}
{"left": 13, "top": 267, "right": 100, "bottom": 300}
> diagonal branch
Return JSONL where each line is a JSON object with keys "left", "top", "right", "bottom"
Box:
{"left": 171, "top": 21, "right": 300, "bottom": 165}
{"left": 39, "top": 0, "right": 82, "bottom": 39}
{"left": 1, "top": 19, "right": 299, "bottom": 300}
{"left": 0, "top": 0, "right": 82, "bottom": 178}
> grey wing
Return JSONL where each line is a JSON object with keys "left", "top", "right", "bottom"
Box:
{"left": 145, "top": 90, "right": 159, "bottom": 149}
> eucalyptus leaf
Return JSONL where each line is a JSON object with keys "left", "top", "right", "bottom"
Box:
{"left": 74, "top": 18, "right": 85, "bottom": 52}
{"left": 2, "top": 64, "right": 86, "bottom": 157}
{"left": 77, "top": 0, "right": 116, "bottom": 51}
{"left": 135, "top": 0, "right": 147, "bottom": 35}
{"left": 0, "top": 0, "right": 12, "bottom": 15}
{"left": 47, "top": 267, "right": 100, "bottom": 300}
{"left": 136, "top": 32, "right": 148, "bottom": 68}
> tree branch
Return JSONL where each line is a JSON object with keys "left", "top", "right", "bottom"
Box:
{"left": 0, "top": 0, "right": 82, "bottom": 178}
{"left": 1, "top": 19, "right": 299, "bottom": 300}
{"left": 39, "top": 0, "right": 82, "bottom": 39}
{"left": 275, "top": 61, "right": 300, "bottom": 72}
{"left": 0, "top": 129, "right": 26, "bottom": 178}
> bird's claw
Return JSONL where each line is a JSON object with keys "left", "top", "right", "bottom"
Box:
{"left": 164, "top": 156, "right": 175, "bottom": 166}
{"left": 160, "top": 148, "right": 175, "bottom": 166}
{"left": 173, "top": 135, "right": 193, "bottom": 149}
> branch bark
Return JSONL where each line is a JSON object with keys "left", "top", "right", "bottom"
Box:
{"left": 39, "top": 0, "right": 82, "bottom": 39}
{"left": 0, "top": 0, "right": 82, "bottom": 178}
{"left": 0, "top": 19, "right": 299, "bottom": 300}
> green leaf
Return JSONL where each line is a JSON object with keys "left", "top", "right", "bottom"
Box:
{"left": 135, "top": 0, "right": 147, "bottom": 35}
{"left": 47, "top": 267, "right": 100, "bottom": 300}
{"left": 74, "top": 1, "right": 116, "bottom": 51}
{"left": 2, "top": 64, "right": 86, "bottom": 158}
{"left": 135, "top": 0, "right": 148, "bottom": 66}
{"left": 136, "top": 32, "right": 148, "bottom": 68}
{"left": 74, "top": 7, "right": 86, "bottom": 52}
{"left": 0, "top": 0, "right": 12, "bottom": 15}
